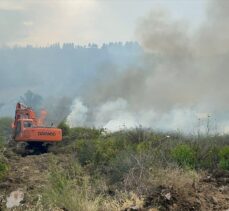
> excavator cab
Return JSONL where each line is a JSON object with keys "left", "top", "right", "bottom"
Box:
{"left": 14, "top": 119, "right": 34, "bottom": 140}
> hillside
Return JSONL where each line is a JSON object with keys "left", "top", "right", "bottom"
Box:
{"left": 0, "top": 126, "right": 228, "bottom": 210}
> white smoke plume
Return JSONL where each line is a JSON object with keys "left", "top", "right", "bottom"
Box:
{"left": 67, "top": 98, "right": 220, "bottom": 133}
{"left": 67, "top": 1, "right": 229, "bottom": 134}
{"left": 67, "top": 99, "right": 88, "bottom": 127}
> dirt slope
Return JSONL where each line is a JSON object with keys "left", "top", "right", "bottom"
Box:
{"left": 0, "top": 152, "right": 51, "bottom": 210}
{"left": 142, "top": 176, "right": 229, "bottom": 211}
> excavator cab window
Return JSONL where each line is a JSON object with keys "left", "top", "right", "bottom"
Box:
{"left": 24, "top": 121, "right": 32, "bottom": 128}
{"left": 15, "top": 122, "right": 21, "bottom": 136}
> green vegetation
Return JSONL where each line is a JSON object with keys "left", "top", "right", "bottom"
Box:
{"left": 47, "top": 126, "right": 229, "bottom": 208}
{"left": 58, "top": 120, "right": 70, "bottom": 136}
{"left": 0, "top": 117, "right": 11, "bottom": 181}
{"left": 0, "top": 136, "right": 8, "bottom": 180}
{"left": 0, "top": 161, "right": 8, "bottom": 180}
{"left": 0, "top": 117, "right": 12, "bottom": 142}
{"left": 219, "top": 146, "right": 229, "bottom": 170}
{"left": 42, "top": 158, "right": 103, "bottom": 211}
{"left": 0, "top": 136, "right": 4, "bottom": 147}
{"left": 58, "top": 127, "right": 229, "bottom": 173}
{"left": 0, "top": 120, "right": 228, "bottom": 210}
{"left": 41, "top": 154, "right": 198, "bottom": 211}
{"left": 171, "top": 144, "right": 196, "bottom": 168}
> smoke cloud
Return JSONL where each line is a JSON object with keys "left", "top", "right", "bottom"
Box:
{"left": 67, "top": 0, "right": 229, "bottom": 133}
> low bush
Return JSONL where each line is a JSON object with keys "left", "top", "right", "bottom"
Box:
{"left": 171, "top": 144, "right": 196, "bottom": 168}
{"left": 0, "top": 135, "right": 8, "bottom": 180}
{"left": 0, "top": 136, "right": 4, "bottom": 147}
{"left": 42, "top": 157, "right": 99, "bottom": 211}
{"left": 58, "top": 121, "right": 70, "bottom": 136}
{"left": 50, "top": 126, "right": 229, "bottom": 194}
{"left": 69, "top": 128, "right": 229, "bottom": 172}
{"left": 9, "top": 126, "right": 228, "bottom": 210}
{"left": 0, "top": 117, "right": 13, "bottom": 141}
{"left": 70, "top": 127, "right": 103, "bottom": 140}
{"left": 194, "top": 141, "right": 219, "bottom": 170}
{"left": 42, "top": 156, "right": 120, "bottom": 211}
{"left": 0, "top": 161, "right": 8, "bottom": 180}
{"left": 94, "top": 137, "right": 125, "bottom": 165}
{"left": 75, "top": 139, "right": 97, "bottom": 165}
{"left": 219, "top": 146, "right": 229, "bottom": 170}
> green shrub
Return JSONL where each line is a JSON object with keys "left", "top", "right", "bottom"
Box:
{"left": 0, "top": 136, "right": 4, "bottom": 147}
{"left": 136, "top": 141, "right": 150, "bottom": 153}
{"left": 75, "top": 139, "right": 97, "bottom": 165}
{"left": 75, "top": 136, "right": 126, "bottom": 167}
{"left": 70, "top": 127, "right": 103, "bottom": 139}
{"left": 94, "top": 138, "right": 124, "bottom": 165}
{"left": 219, "top": 146, "right": 229, "bottom": 170}
{"left": 42, "top": 158, "right": 101, "bottom": 211}
{"left": 171, "top": 144, "right": 196, "bottom": 168}
{"left": 58, "top": 121, "right": 70, "bottom": 136}
{"left": 0, "top": 117, "right": 12, "bottom": 141}
{"left": 198, "top": 146, "right": 219, "bottom": 169}
{"left": 0, "top": 161, "right": 8, "bottom": 180}
{"left": 126, "top": 127, "right": 148, "bottom": 144}
{"left": 109, "top": 150, "right": 149, "bottom": 184}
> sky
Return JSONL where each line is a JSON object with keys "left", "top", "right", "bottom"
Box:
{"left": 0, "top": 0, "right": 207, "bottom": 47}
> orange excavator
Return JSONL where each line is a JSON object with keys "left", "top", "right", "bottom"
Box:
{"left": 11, "top": 102, "right": 62, "bottom": 154}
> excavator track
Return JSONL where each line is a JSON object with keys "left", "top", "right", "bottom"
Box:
{"left": 8, "top": 139, "right": 50, "bottom": 156}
